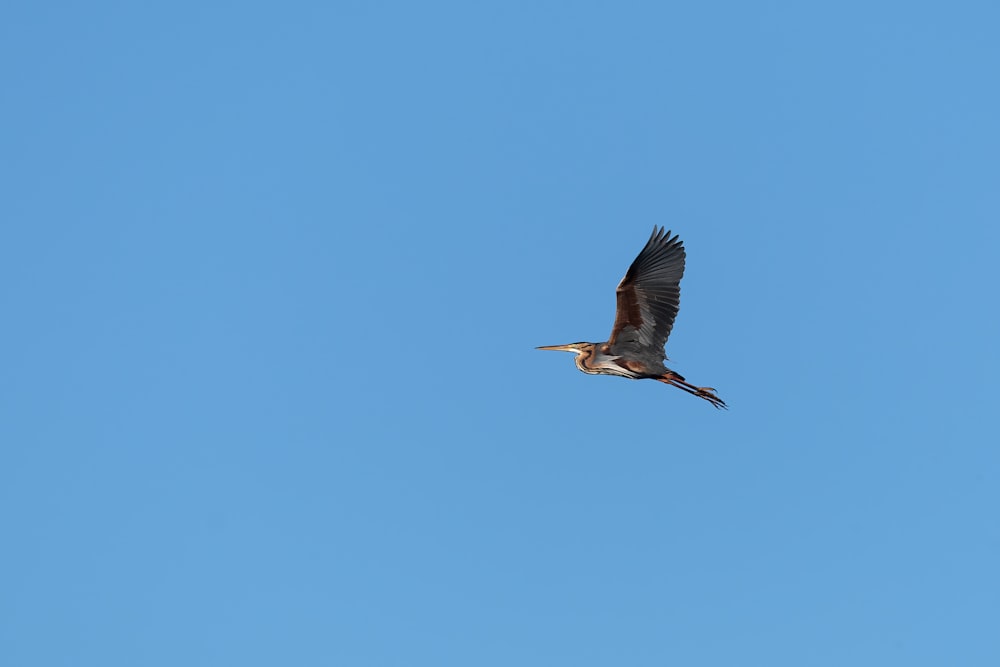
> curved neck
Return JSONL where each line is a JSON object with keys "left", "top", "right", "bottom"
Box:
{"left": 573, "top": 344, "right": 600, "bottom": 374}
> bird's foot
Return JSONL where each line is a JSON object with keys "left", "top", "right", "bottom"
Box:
{"left": 696, "top": 387, "right": 727, "bottom": 410}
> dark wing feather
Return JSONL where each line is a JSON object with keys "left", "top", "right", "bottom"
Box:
{"left": 607, "top": 227, "right": 686, "bottom": 358}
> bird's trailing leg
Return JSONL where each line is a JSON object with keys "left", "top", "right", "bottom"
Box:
{"left": 657, "top": 372, "right": 727, "bottom": 409}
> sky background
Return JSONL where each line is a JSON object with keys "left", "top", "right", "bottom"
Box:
{"left": 2, "top": 1, "right": 999, "bottom": 665}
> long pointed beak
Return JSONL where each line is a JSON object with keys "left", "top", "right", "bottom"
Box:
{"left": 536, "top": 344, "right": 579, "bottom": 352}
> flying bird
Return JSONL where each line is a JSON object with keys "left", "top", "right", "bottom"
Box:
{"left": 538, "top": 227, "right": 726, "bottom": 409}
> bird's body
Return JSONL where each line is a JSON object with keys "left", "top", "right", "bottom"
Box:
{"left": 557, "top": 342, "right": 668, "bottom": 379}
{"left": 538, "top": 227, "right": 726, "bottom": 409}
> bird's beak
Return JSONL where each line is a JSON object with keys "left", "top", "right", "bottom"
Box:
{"left": 536, "top": 344, "right": 579, "bottom": 352}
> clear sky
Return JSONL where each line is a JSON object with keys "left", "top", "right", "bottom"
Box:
{"left": 2, "top": 2, "right": 999, "bottom": 665}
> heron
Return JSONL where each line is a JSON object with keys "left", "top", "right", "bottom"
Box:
{"left": 537, "top": 227, "right": 726, "bottom": 409}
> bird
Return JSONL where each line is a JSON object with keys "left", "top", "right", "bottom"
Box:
{"left": 537, "top": 227, "right": 726, "bottom": 409}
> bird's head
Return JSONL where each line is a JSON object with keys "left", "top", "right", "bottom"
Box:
{"left": 537, "top": 342, "right": 599, "bottom": 373}
{"left": 536, "top": 342, "right": 594, "bottom": 355}
{"left": 537, "top": 341, "right": 596, "bottom": 361}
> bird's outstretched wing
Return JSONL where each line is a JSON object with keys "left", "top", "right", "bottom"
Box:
{"left": 606, "top": 227, "right": 686, "bottom": 357}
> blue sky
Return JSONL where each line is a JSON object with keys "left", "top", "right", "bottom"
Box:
{"left": 2, "top": 1, "right": 999, "bottom": 665}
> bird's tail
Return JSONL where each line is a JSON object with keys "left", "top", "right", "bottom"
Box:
{"left": 656, "top": 372, "right": 727, "bottom": 409}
